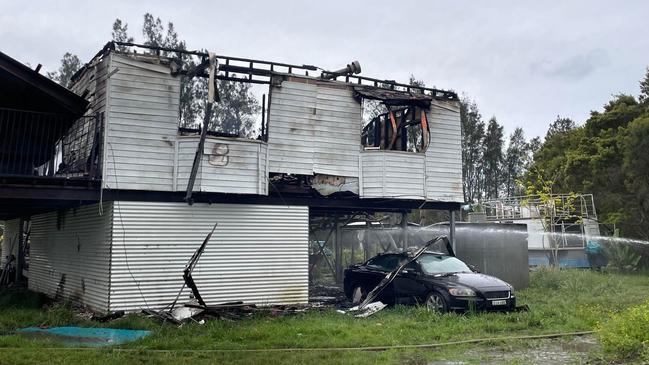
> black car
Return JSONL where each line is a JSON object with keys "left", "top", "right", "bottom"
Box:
{"left": 343, "top": 251, "right": 516, "bottom": 312}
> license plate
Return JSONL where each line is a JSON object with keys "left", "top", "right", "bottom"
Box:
{"left": 491, "top": 300, "right": 507, "bottom": 306}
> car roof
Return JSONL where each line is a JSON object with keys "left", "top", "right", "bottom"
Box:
{"left": 371, "top": 250, "right": 449, "bottom": 258}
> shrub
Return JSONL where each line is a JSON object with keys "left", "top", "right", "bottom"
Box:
{"left": 597, "top": 301, "right": 649, "bottom": 360}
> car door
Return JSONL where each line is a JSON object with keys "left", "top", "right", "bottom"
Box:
{"left": 394, "top": 260, "right": 429, "bottom": 304}
{"left": 358, "top": 254, "right": 402, "bottom": 303}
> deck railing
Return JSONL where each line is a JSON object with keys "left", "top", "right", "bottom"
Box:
{"left": 0, "top": 108, "right": 103, "bottom": 180}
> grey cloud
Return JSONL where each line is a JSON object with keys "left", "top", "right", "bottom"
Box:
{"left": 530, "top": 49, "right": 610, "bottom": 80}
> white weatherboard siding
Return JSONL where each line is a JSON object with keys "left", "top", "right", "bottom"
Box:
{"left": 425, "top": 100, "right": 463, "bottom": 202}
{"left": 176, "top": 137, "right": 268, "bottom": 195}
{"left": 269, "top": 79, "right": 462, "bottom": 202}
{"left": 268, "top": 80, "right": 362, "bottom": 177}
{"left": 104, "top": 54, "right": 180, "bottom": 191}
{"left": 359, "top": 103, "right": 463, "bottom": 202}
{"left": 360, "top": 152, "right": 426, "bottom": 199}
{"left": 29, "top": 203, "right": 112, "bottom": 312}
{"left": 268, "top": 81, "right": 318, "bottom": 175}
{"left": 110, "top": 201, "right": 309, "bottom": 311}
{"left": 313, "top": 85, "right": 361, "bottom": 177}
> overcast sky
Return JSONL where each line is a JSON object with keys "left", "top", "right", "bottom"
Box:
{"left": 2, "top": 0, "right": 648, "bottom": 139}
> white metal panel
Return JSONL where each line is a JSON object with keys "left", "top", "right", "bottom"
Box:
{"left": 313, "top": 85, "right": 361, "bottom": 177}
{"left": 268, "top": 80, "right": 362, "bottom": 177}
{"left": 425, "top": 100, "right": 464, "bottom": 202}
{"left": 104, "top": 54, "right": 180, "bottom": 191}
{"left": 175, "top": 136, "right": 268, "bottom": 195}
{"left": 1, "top": 219, "right": 20, "bottom": 267}
{"left": 360, "top": 151, "right": 425, "bottom": 199}
{"left": 109, "top": 201, "right": 309, "bottom": 311}
{"left": 28, "top": 203, "right": 113, "bottom": 312}
{"left": 268, "top": 81, "right": 317, "bottom": 175}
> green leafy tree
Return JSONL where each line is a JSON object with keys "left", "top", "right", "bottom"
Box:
{"left": 460, "top": 97, "right": 485, "bottom": 203}
{"left": 528, "top": 87, "right": 649, "bottom": 239}
{"left": 504, "top": 127, "right": 528, "bottom": 197}
{"left": 46, "top": 52, "right": 81, "bottom": 88}
{"left": 482, "top": 117, "right": 504, "bottom": 198}
{"left": 545, "top": 116, "right": 576, "bottom": 140}
{"left": 111, "top": 19, "right": 133, "bottom": 51}
{"left": 623, "top": 116, "right": 649, "bottom": 239}
{"left": 639, "top": 67, "right": 649, "bottom": 105}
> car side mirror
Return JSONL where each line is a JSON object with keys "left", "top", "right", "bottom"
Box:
{"left": 469, "top": 264, "right": 480, "bottom": 273}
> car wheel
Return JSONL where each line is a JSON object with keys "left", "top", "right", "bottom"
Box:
{"left": 425, "top": 292, "right": 448, "bottom": 313}
{"left": 351, "top": 285, "right": 366, "bottom": 305}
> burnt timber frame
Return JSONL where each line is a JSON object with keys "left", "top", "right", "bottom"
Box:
{"left": 73, "top": 41, "right": 458, "bottom": 102}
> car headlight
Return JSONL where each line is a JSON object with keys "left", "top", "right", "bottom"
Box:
{"left": 448, "top": 287, "right": 476, "bottom": 297}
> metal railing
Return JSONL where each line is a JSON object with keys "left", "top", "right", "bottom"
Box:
{"left": 0, "top": 108, "right": 103, "bottom": 180}
{"left": 482, "top": 194, "right": 598, "bottom": 222}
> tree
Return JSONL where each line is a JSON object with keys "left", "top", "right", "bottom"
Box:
{"left": 142, "top": 13, "right": 164, "bottom": 50}
{"left": 46, "top": 53, "right": 81, "bottom": 88}
{"left": 482, "top": 117, "right": 504, "bottom": 199}
{"left": 209, "top": 79, "right": 260, "bottom": 136}
{"left": 111, "top": 19, "right": 133, "bottom": 51}
{"left": 504, "top": 127, "right": 528, "bottom": 196}
{"left": 639, "top": 67, "right": 649, "bottom": 104}
{"left": 528, "top": 86, "right": 649, "bottom": 239}
{"left": 526, "top": 136, "right": 542, "bottom": 169}
{"left": 623, "top": 116, "right": 649, "bottom": 239}
{"left": 545, "top": 116, "right": 576, "bottom": 140}
{"left": 460, "top": 97, "right": 485, "bottom": 203}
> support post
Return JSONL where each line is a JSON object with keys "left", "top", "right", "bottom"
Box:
{"left": 335, "top": 215, "right": 343, "bottom": 283}
{"left": 401, "top": 211, "right": 408, "bottom": 249}
{"left": 449, "top": 210, "right": 456, "bottom": 254}
{"left": 15, "top": 218, "right": 25, "bottom": 285}
{"left": 364, "top": 219, "right": 370, "bottom": 262}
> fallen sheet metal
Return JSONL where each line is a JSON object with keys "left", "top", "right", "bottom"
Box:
{"left": 171, "top": 304, "right": 204, "bottom": 322}
{"left": 344, "top": 301, "right": 387, "bottom": 318}
{"left": 17, "top": 327, "right": 151, "bottom": 347}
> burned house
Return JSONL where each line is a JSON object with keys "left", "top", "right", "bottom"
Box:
{"left": 0, "top": 42, "right": 463, "bottom": 312}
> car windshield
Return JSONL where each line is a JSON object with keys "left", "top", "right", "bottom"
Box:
{"left": 417, "top": 254, "right": 471, "bottom": 275}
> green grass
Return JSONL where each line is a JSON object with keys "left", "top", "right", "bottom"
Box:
{"left": 1, "top": 269, "right": 648, "bottom": 364}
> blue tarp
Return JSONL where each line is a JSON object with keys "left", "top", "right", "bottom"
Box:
{"left": 17, "top": 327, "right": 151, "bottom": 347}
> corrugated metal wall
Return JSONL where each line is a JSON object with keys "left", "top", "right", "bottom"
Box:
{"left": 268, "top": 80, "right": 361, "bottom": 177}
{"left": 425, "top": 100, "right": 464, "bottom": 202}
{"left": 104, "top": 54, "right": 180, "bottom": 191}
{"left": 29, "top": 203, "right": 113, "bottom": 312}
{"left": 176, "top": 137, "right": 268, "bottom": 195}
{"left": 1, "top": 219, "right": 20, "bottom": 267}
{"left": 110, "top": 201, "right": 309, "bottom": 311}
{"left": 414, "top": 223, "right": 530, "bottom": 289}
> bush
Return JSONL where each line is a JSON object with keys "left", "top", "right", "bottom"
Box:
{"left": 597, "top": 301, "right": 649, "bottom": 360}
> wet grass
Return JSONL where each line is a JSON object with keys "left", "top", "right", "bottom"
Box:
{"left": 0, "top": 269, "right": 648, "bottom": 364}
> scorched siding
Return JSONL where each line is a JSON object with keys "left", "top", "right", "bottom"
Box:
{"left": 103, "top": 54, "right": 180, "bottom": 191}
{"left": 28, "top": 203, "right": 113, "bottom": 312}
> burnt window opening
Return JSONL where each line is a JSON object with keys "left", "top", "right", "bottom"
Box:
{"left": 361, "top": 105, "right": 430, "bottom": 153}
{"left": 178, "top": 76, "right": 269, "bottom": 141}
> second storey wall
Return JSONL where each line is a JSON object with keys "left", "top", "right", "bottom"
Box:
{"left": 104, "top": 54, "right": 180, "bottom": 191}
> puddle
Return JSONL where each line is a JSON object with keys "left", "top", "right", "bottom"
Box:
{"left": 17, "top": 327, "right": 151, "bottom": 347}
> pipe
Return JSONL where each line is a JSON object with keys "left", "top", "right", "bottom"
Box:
{"left": 321, "top": 61, "right": 361, "bottom": 80}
